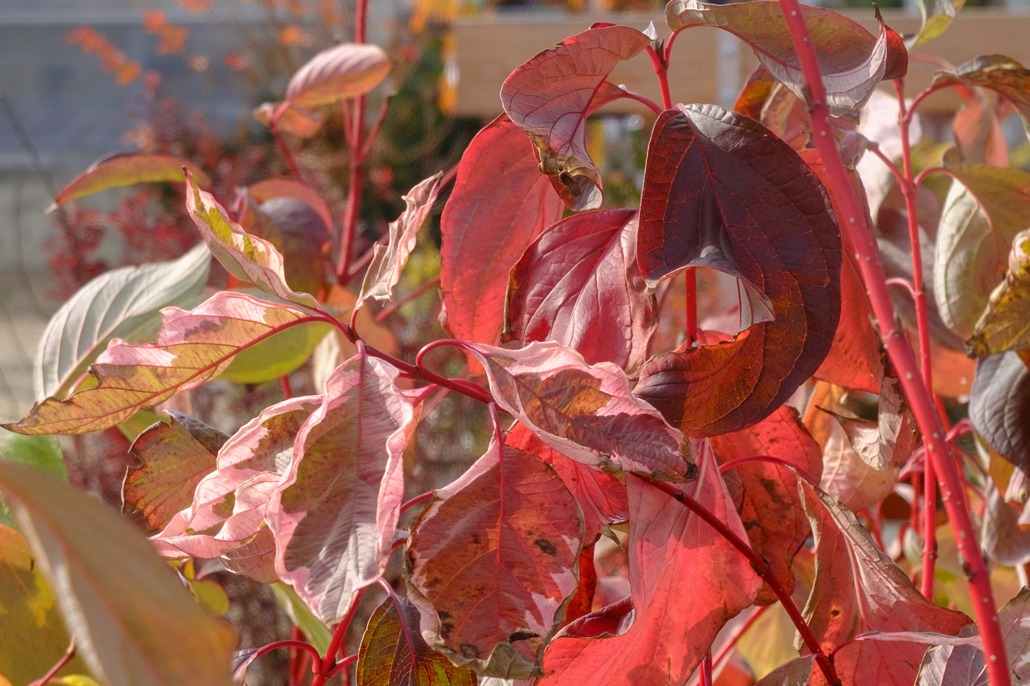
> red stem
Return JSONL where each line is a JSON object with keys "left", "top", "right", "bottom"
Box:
{"left": 636, "top": 474, "right": 839, "bottom": 685}
{"left": 717, "top": 454, "right": 819, "bottom": 487}
{"left": 270, "top": 103, "right": 304, "bottom": 180}
{"left": 29, "top": 640, "right": 75, "bottom": 686}
{"left": 645, "top": 44, "right": 674, "bottom": 111}
{"left": 710, "top": 604, "right": 770, "bottom": 673}
{"left": 311, "top": 585, "right": 368, "bottom": 686}
{"left": 337, "top": 96, "right": 366, "bottom": 283}
{"left": 700, "top": 651, "right": 714, "bottom": 686}
{"left": 777, "top": 2, "right": 1009, "bottom": 682}
{"left": 374, "top": 276, "right": 441, "bottom": 323}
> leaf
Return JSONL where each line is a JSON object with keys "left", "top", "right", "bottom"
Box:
{"left": 284, "top": 42, "right": 391, "bottom": 109}
{"left": 241, "top": 178, "right": 334, "bottom": 238}
{"left": 799, "top": 482, "right": 969, "bottom": 685}
{"left": 633, "top": 105, "right": 841, "bottom": 437}
{"left": 5, "top": 291, "right": 326, "bottom": 435}
{"left": 358, "top": 173, "right": 443, "bottom": 310}
{"left": 952, "top": 92, "right": 1009, "bottom": 167}
{"left": 0, "top": 430, "right": 66, "bottom": 528}
{"left": 34, "top": 243, "right": 211, "bottom": 401}
{"left": 501, "top": 25, "right": 652, "bottom": 211}
{"left": 0, "top": 525, "right": 90, "bottom": 684}
{"left": 709, "top": 406, "right": 821, "bottom": 604}
{"left": 933, "top": 166, "right": 1030, "bottom": 341}
{"left": 460, "top": 340, "right": 693, "bottom": 480}
{"left": 439, "top": 115, "right": 564, "bottom": 354}
{"left": 51, "top": 153, "right": 211, "bottom": 208}
{"left": 754, "top": 656, "right": 814, "bottom": 686}
{"left": 271, "top": 583, "right": 332, "bottom": 654}
{"left": 240, "top": 196, "right": 331, "bottom": 297}
{"left": 916, "top": 588, "right": 1030, "bottom": 685}
{"left": 813, "top": 406, "right": 899, "bottom": 513}
{"left": 910, "top": 0, "right": 965, "bottom": 47}
{"left": 253, "top": 101, "right": 324, "bottom": 138}
{"left": 931, "top": 56, "right": 1030, "bottom": 136}
{"left": 506, "top": 424, "right": 628, "bottom": 544}
{"left": 981, "top": 481, "right": 1030, "bottom": 566}
{"left": 0, "top": 462, "right": 236, "bottom": 685}
{"left": 537, "top": 446, "right": 761, "bottom": 685}
{"left": 406, "top": 435, "right": 582, "bottom": 678}
{"left": 970, "top": 351, "right": 1030, "bottom": 472}
{"left": 357, "top": 596, "right": 478, "bottom": 686}
{"left": 217, "top": 309, "right": 331, "bottom": 384}
{"left": 123, "top": 411, "right": 226, "bottom": 533}
{"left": 969, "top": 228, "right": 1030, "bottom": 356}
{"left": 152, "top": 396, "right": 320, "bottom": 583}
{"left": 268, "top": 352, "right": 416, "bottom": 624}
{"left": 185, "top": 170, "right": 323, "bottom": 311}
{"left": 506, "top": 209, "right": 656, "bottom": 371}
{"left": 666, "top": 0, "right": 906, "bottom": 116}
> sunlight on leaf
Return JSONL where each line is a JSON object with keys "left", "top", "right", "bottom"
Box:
{"left": 51, "top": 153, "right": 210, "bottom": 208}
{"left": 440, "top": 115, "right": 564, "bottom": 356}
{"left": 506, "top": 209, "right": 656, "bottom": 372}
{"left": 269, "top": 353, "right": 416, "bottom": 624}
{"left": 34, "top": 244, "right": 210, "bottom": 401}
{"left": 0, "top": 462, "right": 236, "bottom": 685}
{"left": 357, "top": 596, "right": 478, "bottom": 686}
{"left": 4, "top": 291, "right": 325, "bottom": 435}
{"left": 461, "top": 340, "right": 693, "bottom": 480}
{"left": 284, "top": 42, "right": 391, "bottom": 109}
{"left": 932, "top": 56, "right": 1030, "bottom": 137}
{"left": 911, "top": 0, "right": 965, "bottom": 47}
{"left": 666, "top": 0, "right": 905, "bottom": 116}
{"left": 634, "top": 105, "right": 840, "bottom": 436}
{"left": 407, "top": 434, "right": 582, "bottom": 677}
{"left": 501, "top": 25, "right": 652, "bottom": 211}
{"left": 968, "top": 228, "right": 1030, "bottom": 356}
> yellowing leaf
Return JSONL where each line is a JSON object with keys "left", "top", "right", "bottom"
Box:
{"left": 0, "top": 463, "right": 236, "bottom": 685}
{"left": 968, "top": 228, "right": 1030, "bottom": 356}
{"left": 51, "top": 153, "right": 210, "bottom": 208}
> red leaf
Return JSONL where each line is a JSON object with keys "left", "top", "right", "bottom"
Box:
{"left": 666, "top": 0, "right": 905, "bottom": 116}
{"left": 124, "top": 412, "right": 226, "bottom": 534}
{"left": 799, "top": 482, "right": 969, "bottom": 685}
{"left": 284, "top": 42, "right": 391, "bottom": 109}
{"left": 538, "top": 446, "right": 761, "bottom": 685}
{"left": 507, "top": 209, "right": 656, "bottom": 371}
{"left": 356, "top": 596, "right": 478, "bottom": 686}
{"left": 185, "top": 171, "right": 323, "bottom": 310}
{"left": 634, "top": 106, "right": 841, "bottom": 436}
{"left": 931, "top": 56, "right": 1030, "bottom": 134}
{"left": 407, "top": 432, "right": 582, "bottom": 677}
{"left": 51, "top": 153, "right": 210, "bottom": 208}
{"left": 5, "top": 292, "right": 326, "bottom": 435}
{"left": 501, "top": 25, "right": 653, "bottom": 210}
{"left": 151, "top": 396, "right": 320, "bottom": 583}
{"left": 358, "top": 173, "right": 443, "bottom": 309}
{"left": 460, "top": 340, "right": 693, "bottom": 480}
{"left": 269, "top": 352, "right": 416, "bottom": 624}
{"left": 439, "top": 115, "right": 564, "bottom": 353}
{"left": 507, "top": 423, "right": 628, "bottom": 543}
{"left": 709, "top": 406, "right": 821, "bottom": 604}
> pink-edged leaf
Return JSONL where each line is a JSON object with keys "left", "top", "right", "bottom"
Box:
{"left": 124, "top": 411, "right": 226, "bottom": 533}
{"left": 51, "top": 153, "right": 211, "bottom": 208}
{"left": 633, "top": 105, "right": 841, "bottom": 437}
{"left": 507, "top": 424, "right": 628, "bottom": 543}
{"left": 460, "top": 340, "right": 693, "bottom": 480}
{"left": 407, "top": 432, "right": 582, "bottom": 677}
{"left": 284, "top": 42, "right": 391, "bottom": 109}
{"left": 356, "top": 595, "right": 478, "bottom": 686}
{"left": 4, "top": 291, "right": 326, "bottom": 435}
{"left": 506, "top": 209, "right": 657, "bottom": 371}
{"left": 439, "top": 115, "right": 564, "bottom": 352}
{"left": 358, "top": 173, "right": 443, "bottom": 309}
{"left": 710, "top": 406, "right": 821, "bottom": 604}
{"left": 538, "top": 445, "right": 761, "bottom": 685}
{"left": 666, "top": 1, "right": 906, "bottom": 116}
{"left": 151, "top": 396, "right": 321, "bottom": 582}
{"left": 185, "top": 170, "right": 323, "bottom": 310}
{"left": 799, "top": 482, "right": 969, "bottom": 685}
{"left": 501, "top": 25, "right": 652, "bottom": 211}
{"left": 269, "top": 352, "right": 417, "bottom": 624}
{"left": 916, "top": 589, "right": 1030, "bottom": 685}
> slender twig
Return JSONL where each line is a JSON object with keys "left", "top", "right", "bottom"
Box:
{"left": 636, "top": 474, "right": 840, "bottom": 685}
{"left": 399, "top": 491, "right": 434, "bottom": 515}
{"left": 29, "top": 639, "right": 75, "bottom": 686}
{"left": 717, "top": 454, "right": 820, "bottom": 488}
{"left": 776, "top": 2, "right": 1009, "bottom": 682}
{"left": 311, "top": 585, "right": 368, "bottom": 686}
{"left": 700, "top": 651, "right": 714, "bottom": 686}
{"left": 645, "top": 44, "right": 673, "bottom": 111}
{"left": 375, "top": 276, "right": 441, "bottom": 323}
{"left": 710, "top": 604, "right": 770, "bottom": 673}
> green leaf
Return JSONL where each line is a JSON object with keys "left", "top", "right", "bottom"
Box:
{"left": 51, "top": 153, "right": 211, "bottom": 208}
{"left": 968, "top": 229, "right": 1030, "bottom": 356}
{"left": 0, "top": 462, "right": 236, "bottom": 685}
{"left": 932, "top": 166, "right": 1030, "bottom": 340}
{"left": 34, "top": 243, "right": 211, "bottom": 401}
{"left": 910, "top": 0, "right": 965, "bottom": 47}
{"left": 218, "top": 317, "right": 332, "bottom": 384}
{"left": 0, "top": 429, "right": 66, "bottom": 528}
{"left": 270, "top": 583, "right": 332, "bottom": 655}
{"left": 356, "top": 596, "right": 478, "bottom": 686}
